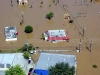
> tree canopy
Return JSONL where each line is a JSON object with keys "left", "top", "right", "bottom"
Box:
{"left": 25, "top": 25, "right": 33, "bottom": 33}
{"left": 48, "top": 62, "right": 75, "bottom": 75}
{"left": 5, "top": 65, "right": 26, "bottom": 75}
{"left": 23, "top": 51, "right": 30, "bottom": 59}
{"left": 46, "top": 12, "right": 54, "bottom": 20}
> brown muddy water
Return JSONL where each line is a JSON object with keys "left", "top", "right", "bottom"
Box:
{"left": 0, "top": 0, "right": 100, "bottom": 51}
{"left": 0, "top": 0, "right": 100, "bottom": 75}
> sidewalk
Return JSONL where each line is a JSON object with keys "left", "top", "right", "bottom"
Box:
{"left": 25, "top": 61, "right": 35, "bottom": 75}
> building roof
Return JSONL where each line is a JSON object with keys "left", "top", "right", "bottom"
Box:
{"left": 35, "top": 53, "right": 76, "bottom": 70}
{"left": 45, "top": 30, "right": 70, "bottom": 41}
{"left": 0, "top": 53, "right": 28, "bottom": 75}
{"left": 48, "top": 30, "right": 67, "bottom": 37}
{"left": 4, "top": 26, "right": 17, "bottom": 41}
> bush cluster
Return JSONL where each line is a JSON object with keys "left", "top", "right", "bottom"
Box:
{"left": 25, "top": 25, "right": 33, "bottom": 33}
{"left": 46, "top": 12, "right": 54, "bottom": 20}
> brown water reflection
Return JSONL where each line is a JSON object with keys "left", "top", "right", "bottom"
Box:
{"left": 25, "top": 33, "right": 33, "bottom": 39}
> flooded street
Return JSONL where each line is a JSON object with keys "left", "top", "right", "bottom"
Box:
{"left": 0, "top": 0, "right": 100, "bottom": 50}
{"left": 0, "top": 0, "right": 100, "bottom": 75}
{"left": 0, "top": 0, "right": 80, "bottom": 50}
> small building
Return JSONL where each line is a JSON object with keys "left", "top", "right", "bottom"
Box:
{"left": 18, "top": 0, "right": 28, "bottom": 5}
{"left": 4, "top": 26, "right": 18, "bottom": 41}
{"left": 0, "top": 53, "right": 28, "bottom": 75}
{"left": 34, "top": 53, "right": 77, "bottom": 75}
{"left": 43, "top": 29, "right": 70, "bottom": 42}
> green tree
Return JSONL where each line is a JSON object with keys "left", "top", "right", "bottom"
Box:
{"left": 48, "top": 62, "right": 75, "bottom": 75}
{"left": 93, "top": 65, "right": 97, "bottom": 68}
{"left": 5, "top": 65, "right": 26, "bottom": 75}
{"left": 46, "top": 12, "right": 54, "bottom": 20}
{"left": 23, "top": 51, "right": 30, "bottom": 59}
{"left": 25, "top": 25, "right": 33, "bottom": 33}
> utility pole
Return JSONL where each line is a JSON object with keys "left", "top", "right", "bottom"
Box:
{"left": 57, "top": 0, "right": 59, "bottom": 3}
{"left": 79, "top": 39, "right": 82, "bottom": 52}
{"left": 21, "top": 11, "right": 24, "bottom": 24}
{"left": 63, "top": 20, "right": 65, "bottom": 25}
{"left": 90, "top": 0, "right": 93, "bottom": 2}
{"left": 26, "top": 40, "right": 29, "bottom": 51}
{"left": 89, "top": 39, "right": 93, "bottom": 52}
{"left": 30, "top": 2, "right": 33, "bottom": 8}
{"left": 11, "top": 0, "right": 13, "bottom": 6}
{"left": 82, "top": 25, "right": 86, "bottom": 36}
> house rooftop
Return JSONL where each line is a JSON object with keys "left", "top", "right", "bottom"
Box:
{"left": 4, "top": 26, "right": 17, "bottom": 41}
{"left": 35, "top": 52, "right": 76, "bottom": 70}
{"left": 47, "top": 29, "right": 67, "bottom": 37}
{"left": 0, "top": 53, "right": 28, "bottom": 75}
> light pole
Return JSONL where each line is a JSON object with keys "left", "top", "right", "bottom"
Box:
{"left": 90, "top": 39, "right": 93, "bottom": 52}
{"left": 79, "top": 39, "right": 82, "bottom": 52}
{"left": 26, "top": 40, "right": 29, "bottom": 51}
{"left": 21, "top": 11, "right": 24, "bottom": 24}
{"left": 11, "top": 0, "right": 13, "bottom": 6}
{"left": 82, "top": 25, "right": 86, "bottom": 36}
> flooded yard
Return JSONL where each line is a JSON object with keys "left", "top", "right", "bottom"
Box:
{"left": 0, "top": 0, "right": 100, "bottom": 51}
{"left": 0, "top": 0, "right": 100, "bottom": 75}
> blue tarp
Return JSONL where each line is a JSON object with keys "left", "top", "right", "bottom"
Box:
{"left": 34, "top": 69, "right": 49, "bottom": 75}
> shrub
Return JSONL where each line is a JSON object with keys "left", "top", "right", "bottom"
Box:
{"left": 69, "top": 20, "right": 73, "bottom": 23}
{"left": 52, "top": 0, "right": 55, "bottom": 3}
{"left": 42, "top": 33, "right": 45, "bottom": 38}
{"left": 0, "top": 50, "right": 2, "bottom": 53}
{"left": 20, "top": 21, "right": 22, "bottom": 25}
{"left": 41, "top": 1, "right": 43, "bottom": 4}
{"left": 25, "top": 25, "right": 33, "bottom": 33}
{"left": 46, "top": 12, "right": 54, "bottom": 20}
{"left": 49, "top": 4, "right": 51, "bottom": 7}
{"left": 55, "top": 2, "right": 57, "bottom": 5}
{"left": 40, "top": 4, "right": 43, "bottom": 7}
{"left": 28, "top": 44, "right": 35, "bottom": 50}
{"left": 11, "top": 50, "right": 17, "bottom": 53}
{"left": 93, "top": 65, "right": 97, "bottom": 68}
{"left": 23, "top": 52, "right": 30, "bottom": 59}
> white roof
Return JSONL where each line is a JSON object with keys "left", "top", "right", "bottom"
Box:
{"left": 0, "top": 53, "right": 28, "bottom": 75}
{"left": 4, "top": 26, "right": 17, "bottom": 41}
{"left": 35, "top": 53, "right": 76, "bottom": 70}
{"left": 47, "top": 29, "right": 67, "bottom": 37}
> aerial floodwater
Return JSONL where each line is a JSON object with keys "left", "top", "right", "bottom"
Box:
{"left": 0, "top": 0, "right": 100, "bottom": 75}
{"left": 0, "top": 0, "right": 100, "bottom": 51}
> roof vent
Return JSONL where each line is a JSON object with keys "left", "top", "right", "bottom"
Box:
{"left": 46, "top": 64, "right": 48, "bottom": 67}
{"left": 64, "top": 58, "right": 66, "bottom": 62}
{"left": 48, "top": 58, "right": 50, "bottom": 60}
